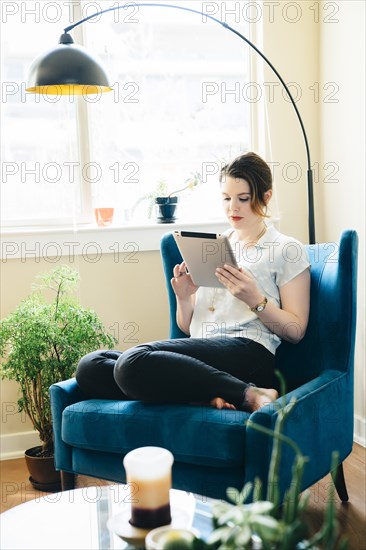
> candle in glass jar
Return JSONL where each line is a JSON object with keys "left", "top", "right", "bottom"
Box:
{"left": 123, "top": 447, "right": 174, "bottom": 529}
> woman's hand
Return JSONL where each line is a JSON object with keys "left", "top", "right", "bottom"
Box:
{"left": 171, "top": 262, "right": 198, "bottom": 335}
{"left": 171, "top": 262, "right": 199, "bottom": 300}
{"left": 216, "top": 264, "right": 311, "bottom": 344}
{"left": 215, "top": 264, "right": 263, "bottom": 309}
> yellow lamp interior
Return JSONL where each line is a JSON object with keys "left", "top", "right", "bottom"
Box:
{"left": 26, "top": 84, "right": 113, "bottom": 95}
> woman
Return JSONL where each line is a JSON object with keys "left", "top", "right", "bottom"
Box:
{"left": 76, "top": 152, "right": 310, "bottom": 412}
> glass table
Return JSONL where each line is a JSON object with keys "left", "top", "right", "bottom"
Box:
{"left": 0, "top": 485, "right": 214, "bottom": 550}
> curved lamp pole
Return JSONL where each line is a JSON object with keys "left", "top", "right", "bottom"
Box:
{"left": 26, "top": 2, "right": 315, "bottom": 243}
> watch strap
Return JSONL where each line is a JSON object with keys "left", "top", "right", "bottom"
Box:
{"left": 250, "top": 296, "right": 268, "bottom": 313}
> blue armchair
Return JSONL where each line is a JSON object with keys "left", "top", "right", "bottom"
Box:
{"left": 50, "top": 229, "right": 358, "bottom": 502}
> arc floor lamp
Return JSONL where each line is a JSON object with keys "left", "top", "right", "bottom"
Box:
{"left": 26, "top": 2, "right": 315, "bottom": 243}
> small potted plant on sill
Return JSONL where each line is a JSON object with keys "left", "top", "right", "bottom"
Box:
{"left": 132, "top": 172, "right": 202, "bottom": 223}
{"left": 0, "top": 266, "right": 116, "bottom": 491}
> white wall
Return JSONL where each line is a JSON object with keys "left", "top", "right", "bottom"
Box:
{"left": 262, "top": 0, "right": 365, "bottom": 445}
{"left": 319, "top": 0, "right": 365, "bottom": 444}
{"left": 262, "top": 0, "right": 320, "bottom": 243}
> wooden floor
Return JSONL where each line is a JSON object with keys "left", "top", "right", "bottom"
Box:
{"left": 1, "top": 444, "right": 365, "bottom": 549}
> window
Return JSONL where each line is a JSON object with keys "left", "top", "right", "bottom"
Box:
{"left": 1, "top": 3, "right": 81, "bottom": 226}
{"left": 1, "top": 0, "right": 251, "bottom": 228}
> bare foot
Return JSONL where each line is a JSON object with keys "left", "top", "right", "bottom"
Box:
{"left": 210, "top": 397, "right": 237, "bottom": 410}
{"left": 244, "top": 387, "right": 278, "bottom": 412}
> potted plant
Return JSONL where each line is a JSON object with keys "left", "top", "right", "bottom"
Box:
{"left": 204, "top": 406, "right": 348, "bottom": 549}
{"left": 0, "top": 266, "right": 116, "bottom": 491}
{"left": 160, "top": 375, "right": 348, "bottom": 550}
{"left": 132, "top": 172, "right": 202, "bottom": 223}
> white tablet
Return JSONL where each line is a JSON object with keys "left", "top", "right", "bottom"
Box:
{"left": 173, "top": 230, "right": 238, "bottom": 287}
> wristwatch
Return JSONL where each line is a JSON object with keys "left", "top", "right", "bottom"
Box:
{"left": 250, "top": 296, "right": 268, "bottom": 313}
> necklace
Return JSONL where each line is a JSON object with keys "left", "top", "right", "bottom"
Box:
{"left": 255, "top": 224, "right": 267, "bottom": 242}
{"left": 208, "top": 288, "right": 217, "bottom": 312}
{"left": 240, "top": 223, "right": 267, "bottom": 245}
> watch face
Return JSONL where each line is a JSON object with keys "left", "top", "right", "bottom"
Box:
{"left": 257, "top": 305, "right": 265, "bottom": 312}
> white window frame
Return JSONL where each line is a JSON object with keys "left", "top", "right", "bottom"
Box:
{"left": 1, "top": 1, "right": 271, "bottom": 255}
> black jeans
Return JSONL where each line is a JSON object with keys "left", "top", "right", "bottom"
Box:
{"left": 76, "top": 337, "right": 275, "bottom": 409}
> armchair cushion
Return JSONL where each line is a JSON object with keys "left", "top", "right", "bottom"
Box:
{"left": 62, "top": 399, "right": 248, "bottom": 468}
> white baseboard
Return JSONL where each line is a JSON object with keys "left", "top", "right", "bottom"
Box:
{"left": 354, "top": 414, "right": 366, "bottom": 448}
{"left": 0, "top": 431, "right": 40, "bottom": 460}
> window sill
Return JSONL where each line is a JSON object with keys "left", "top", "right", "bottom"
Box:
{"left": 0, "top": 219, "right": 230, "bottom": 261}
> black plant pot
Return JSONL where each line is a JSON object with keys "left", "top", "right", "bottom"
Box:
{"left": 155, "top": 196, "right": 179, "bottom": 223}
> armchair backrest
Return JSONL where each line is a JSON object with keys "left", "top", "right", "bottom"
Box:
{"left": 160, "top": 230, "right": 358, "bottom": 390}
{"left": 160, "top": 232, "right": 189, "bottom": 339}
{"left": 276, "top": 229, "right": 358, "bottom": 388}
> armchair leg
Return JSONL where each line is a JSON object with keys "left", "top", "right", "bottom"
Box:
{"left": 61, "top": 471, "right": 76, "bottom": 491}
{"left": 331, "top": 462, "right": 349, "bottom": 502}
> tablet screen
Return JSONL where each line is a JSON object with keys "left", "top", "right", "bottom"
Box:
{"left": 173, "top": 231, "right": 238, "bottom": 287}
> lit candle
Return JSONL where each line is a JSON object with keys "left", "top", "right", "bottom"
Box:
{"left": 123, "top": 446, "right": 174, "bottom": 529}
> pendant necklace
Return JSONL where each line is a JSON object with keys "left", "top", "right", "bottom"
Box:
{"left": 256, "top": 224, "right": 267, "bottom": 242}
{"left": 245, "top": 223, "right": 267, "bottom": 245}
{"left": 208, "top": 288, "right": 217, "bottom": 312}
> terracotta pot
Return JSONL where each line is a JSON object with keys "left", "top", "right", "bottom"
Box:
{"left": 25, "top": 446, "right": 61, "bottom": 492}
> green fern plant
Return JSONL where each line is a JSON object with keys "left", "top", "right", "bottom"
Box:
{"left": 0, "top": 266, "right": 117, "bottom": 455}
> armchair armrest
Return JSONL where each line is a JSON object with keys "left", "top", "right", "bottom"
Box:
{"left": 49, "top": 378, "right": 86, "bottom": 471}
{"left": 244, "top": 369, "right": 353, "bottom": 498}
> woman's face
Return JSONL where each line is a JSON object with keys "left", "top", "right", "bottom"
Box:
{"left": 221, "top": 176, "right": 263, "bottom": 230}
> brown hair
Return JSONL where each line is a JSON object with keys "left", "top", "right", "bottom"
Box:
{"left": 220, "top": 152, "right": 272, "bottom": 217}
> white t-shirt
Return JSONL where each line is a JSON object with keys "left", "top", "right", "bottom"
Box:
{"left": 189, "top": 224, "right": 310, "bottom": 354}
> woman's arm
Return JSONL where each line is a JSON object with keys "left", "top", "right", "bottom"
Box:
{"left": 171, "top": 262, "right": 198, "bottom": 336}
{"left": 175, "top": 295, "right": 195, "bottom": 335}
{"left": 215, "top": 265, "right": 310, "bottom": 344}
{"left": 253, "top": 269, "right": 310, "bottom": 343}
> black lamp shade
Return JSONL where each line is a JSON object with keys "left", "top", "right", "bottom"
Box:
{"left": 26, "top": 41, "right": 112, "bottom": 95}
